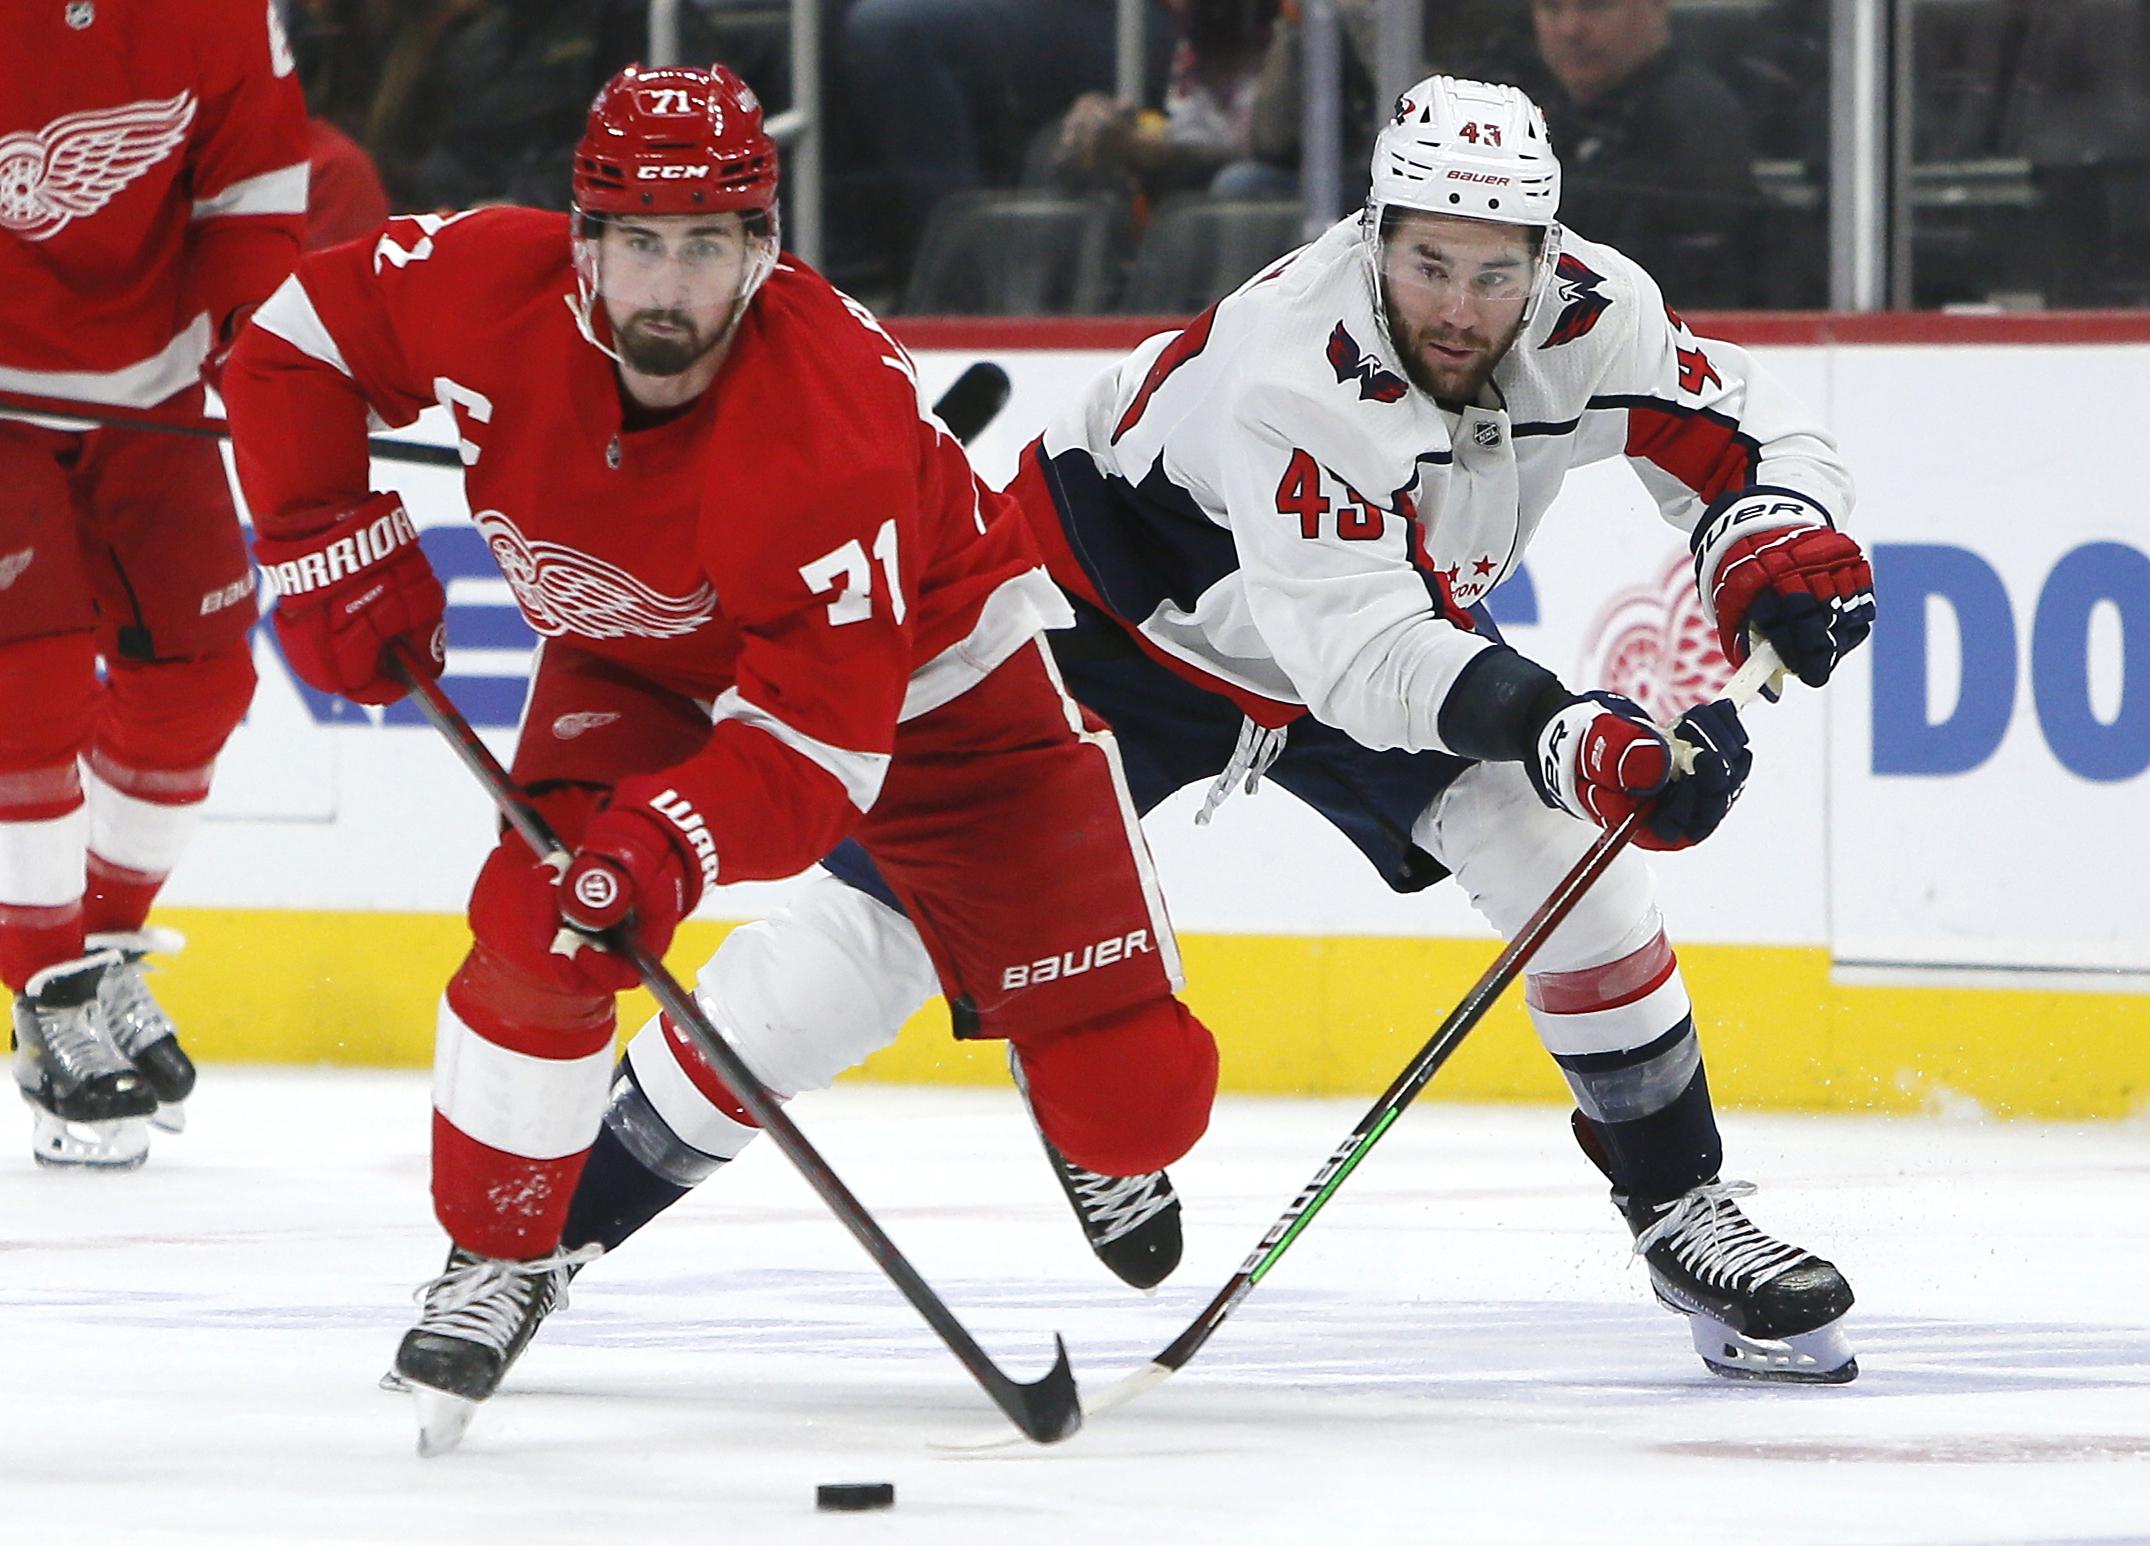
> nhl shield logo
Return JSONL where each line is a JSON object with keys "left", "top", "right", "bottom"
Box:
{"left": 64, "top": 1, "right": 94, "bottom": 27}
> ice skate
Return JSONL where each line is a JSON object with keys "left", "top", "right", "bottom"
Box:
{"left": 89, "top": 928, "right": 196, "bottom": 1133}
{"left": 1619, "top": 1179, "right": 1857, "bottom": 1384}
{"left": 12, "top": 950, "right": 157, "bottom": 1169}
{"left": 393, "top": 1242, "right": 600, "bottom": 1454}
{"left": 1013, "top": 1047, "right": 1182, "bottom": 1291}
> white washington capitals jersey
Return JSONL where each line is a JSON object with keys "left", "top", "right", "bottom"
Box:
{"left": 1021, "top": 216, "right": 1853, "bottom": 755}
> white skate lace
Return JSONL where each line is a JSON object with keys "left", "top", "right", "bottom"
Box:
{"left": 1196, "top": 718, "right": 1288, "bottom": 826}
{"left": 1633, "top": 1180, "right": 1807, "bottom": 1293}
{"left": 1060, "top": 1162, "right": 1177, "bottom": 1246}
{"left": 31, "top": 1001, "right": 135, "bottom": 1083}
{"left": 99, "top": 958, "right": 177, "bottom": 1059}
{"left": 411, "top": 1244, "right": 602, "bottom": 1353}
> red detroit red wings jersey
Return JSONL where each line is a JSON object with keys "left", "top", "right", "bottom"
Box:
{"left": 0, "top": 0, "right": 308, "bottom": 407}
{"left": 229, "top": 206, "right": 1058, "bottom": 883}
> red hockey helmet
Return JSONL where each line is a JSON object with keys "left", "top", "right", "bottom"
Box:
{"left": 567, "top": 64, "right": 782, "bottom": 365}
{"left": 572, "top": 63, "right": 779, "bottom": 220}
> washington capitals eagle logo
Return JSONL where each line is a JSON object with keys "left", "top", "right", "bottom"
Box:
{"left": 1539, "top": 253, "right": 1612, "bottom": 349}
{"left": 0, "top": 92, "right": 196, "bottom": 241}
{"left": 1327, "top": 322, "right": 1409, "bottom": 403}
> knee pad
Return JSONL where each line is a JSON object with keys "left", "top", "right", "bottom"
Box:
{"left": 462, "top": 785, "right": 612, "bottom": 1017}
{"left": 94, "top": 638, "right": 256, "bottom": 776}
{"left": 1016, "top": 995, "right": 1217, "bottom": 1176}
{"left": 0, "top": 634, "right": 97, "bottom": 772}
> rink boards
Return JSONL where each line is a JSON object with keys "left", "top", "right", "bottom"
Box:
{"left": 164, "top": 313, "right": 2150, "bottom": 1120}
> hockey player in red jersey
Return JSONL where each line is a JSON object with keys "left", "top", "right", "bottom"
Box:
{"left": 1, "top": 0, "right": 309, "bottom": 1167}
{"left": 223, "top": 63, "right": 1217, "bottom": 1451}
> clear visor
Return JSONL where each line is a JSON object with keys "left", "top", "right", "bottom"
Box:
{"left": 582, "top": 212, "right": 776, "bottom": 312}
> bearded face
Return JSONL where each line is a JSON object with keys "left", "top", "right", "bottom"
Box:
{"left": 595, "top": 213, "right": 758, "bottom": 377}
{"left": 1377, "top": 209, "right": 1537, "bottom": 403}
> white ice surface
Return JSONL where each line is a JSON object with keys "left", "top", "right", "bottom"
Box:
{"left": 4, "top": 1071, "right": 2148, "bottom": 1546}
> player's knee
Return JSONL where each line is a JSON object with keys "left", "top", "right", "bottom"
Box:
{"left": 695, "top": 873, "right": 936, "bottom": 1097}
{"left": 448, "top": 937, "right": 615, "bottom": 1044}
{"left": 463, "top": 786, "right": 609, "bottom": 1012}
{"left": 1017, "top": 995, "right": 1218, "bottom": 1175}
{"left": 97, "top": 639, "right": 257, "bottom": 769}
{"left": 0, "top": 633, "right": 97, "bottom": 768}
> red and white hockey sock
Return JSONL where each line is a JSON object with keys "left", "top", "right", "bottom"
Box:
{"left": 79, "top": 749, "right": 213, "bottom": 936}
{"left": 619, "top": 1010, "right": 764, "bottom": 1159}
{"left": 432, "top": 975, "right": 619, "bottom": 1260}
{"left": 1526, "top": 928, "right": 1700, "bottom": 1125}
{"left": 0, "top": 763, "right": 89, "bottom": 993}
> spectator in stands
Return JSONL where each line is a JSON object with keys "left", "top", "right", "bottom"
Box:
{"left": 1039, "top": 0, "right": 1277, "bottom": 209}
{"left": 1515, "top": 0, "right": 1763, "bottom": 307}
{"left": 835, "top": 0, "right": 1174, "bottom": 282}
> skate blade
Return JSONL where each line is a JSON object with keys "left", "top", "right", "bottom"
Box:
{"left": 1689, "top": 1312, "right": 1858, "bottom": 1384}
{"left": 379, "top": 1369, "right": 411, "bottom": 1394}
{"left": 151, "top": 1101, "right": 186, "bottom": 1135}
{"left": 411, "top": 1386, "right": 479, "bottom": 1457}
{"left": 28, "top": 1111, "right": 151, "bottom": 1169}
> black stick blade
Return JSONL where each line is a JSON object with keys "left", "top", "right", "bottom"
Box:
{"left": 934, "top": 362, "right": 1012, "bottom": 446}
{"left": 1006, "top": 1334, "right": 1083, "bottom": 1443}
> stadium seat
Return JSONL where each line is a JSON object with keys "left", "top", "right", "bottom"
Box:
{"left": 897, "top": 190, "right": 1128, "bottom": 315}
{"left": 1118, "top": 195, "right": 1309, "bottom": 316}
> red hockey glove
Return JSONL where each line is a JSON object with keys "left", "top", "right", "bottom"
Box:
{"left": 1696, "top": 491, "right": 1875, "bottom": 688}
{"left": 1526, "top": 692, "right": 1752, "bottom": 851}
{"left": 252, "top": 493, "right": 446, "bottom": 705}
{"left": 552, "top": 781, "right": 717, "bottom": 994}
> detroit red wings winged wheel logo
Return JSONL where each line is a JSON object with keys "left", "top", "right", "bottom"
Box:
{"left": 0, "top": 92, "right": 196, "bottom": 241}
{"left": 475, "top": 510, "right": 718, "bottom": 641}
{"left": 1579, "top": 552, "right": 1735, "bottom": 723}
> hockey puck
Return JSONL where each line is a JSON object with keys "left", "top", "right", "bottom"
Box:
{"left": 816, "top": 1482, "right": 895, "bottom": 1512}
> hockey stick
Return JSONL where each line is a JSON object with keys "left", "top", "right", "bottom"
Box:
{"left": 0, "top": 387, "right": 464, "bottom": 467}
{"left": 0, "top": 363, "right": 1012, "bottom": 473}
{"left": 996, "top": 640, "right": 1790, "bottom": 1439}
{"left": 386, "top": 642, "right": 1080, "bottom": 1443}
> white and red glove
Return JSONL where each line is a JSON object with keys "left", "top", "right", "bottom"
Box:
{"left": 1694, "top": 488, "right": 1875, "bottom": 688}
{"left": 551, "top": 778, "right": 718, "bottom": 993}
{"left": 252, "top": 493, "right": 446, "bottom": 704}
{"left": 1526, "top": 691, "right": 1751, "bottom": 852}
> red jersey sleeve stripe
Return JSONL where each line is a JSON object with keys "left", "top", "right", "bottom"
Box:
{"left": 1604, "top": 395, "right": 1761, "bottom": 506}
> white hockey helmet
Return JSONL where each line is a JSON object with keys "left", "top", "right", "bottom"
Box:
{"left": 1364, "top": 76, "right": 1564, "bottom": 321}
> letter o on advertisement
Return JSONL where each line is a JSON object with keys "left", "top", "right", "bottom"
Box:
{"left": 2032, "top": 541, "right": 2150, "bottom": 783}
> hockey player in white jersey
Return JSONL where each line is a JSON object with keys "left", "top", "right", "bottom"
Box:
{"left": 541, "top": 76, "right": 1875, "bottom": 1386}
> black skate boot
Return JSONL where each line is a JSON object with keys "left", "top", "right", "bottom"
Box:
{"left": 1011, "top": 1047, "right": 1182, "bottom": 1291}
{"left": 89, "top": 928, "right": 196, "bottom": 1133}
{"left": 12, "top": 950, "right": 157, "bottom": 1169}
{"left": 1619, "top": 1180, "right": 1857, "bottom": 1384}
{"left": 393, "top": 1242, "right": 601, "bottom": 1455}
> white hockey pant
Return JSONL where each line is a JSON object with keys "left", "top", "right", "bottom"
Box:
{"left": 1413, "top": 760, "right": 1700, "bottom": 1126}
{"left": 606, "top": 870, "right": 940, "bottom": 1185}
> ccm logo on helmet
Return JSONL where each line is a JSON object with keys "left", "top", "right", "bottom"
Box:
{"left": 636, "top": 164, "right": 711, "bottom": 180}
{"left": 646, "top": 788, "right": 722, "bottom": 892}
{"left": 1000, "top": 929, "right": 1153, "bottom": 991}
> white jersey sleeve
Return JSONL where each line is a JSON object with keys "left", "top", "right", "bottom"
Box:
{"left": 1557, "top": 244, "right": 1854, "bottom": 605}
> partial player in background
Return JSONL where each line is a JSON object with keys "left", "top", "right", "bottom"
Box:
{"left": 224, "top": 63, "right": 1218, "bottom": 1454}
{"left": 564, "top": 77, "right": 1876, "bottom": 1385}
{"left": 0, "top": 0, "right": 308, "bottom": 1167}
